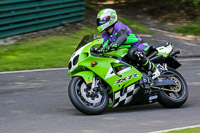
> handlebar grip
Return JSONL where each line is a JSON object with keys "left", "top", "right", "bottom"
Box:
{"left": 171, "top": 50, "right": 181, "bottom": 56}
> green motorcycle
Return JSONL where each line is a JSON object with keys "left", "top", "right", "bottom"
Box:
{"left": 68, "top": 35, "right": 188, "bottom": 115}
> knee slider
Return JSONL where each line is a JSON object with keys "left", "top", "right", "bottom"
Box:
{"left": 127, "top": 47, "right": 138, "bottom": 61}
{"left": 133, "top": 49, "right": 145, "bottom": 61}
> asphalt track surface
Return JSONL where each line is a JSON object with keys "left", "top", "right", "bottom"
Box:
{"left": 0, "top": 58, "right": 200, "bottom": 133}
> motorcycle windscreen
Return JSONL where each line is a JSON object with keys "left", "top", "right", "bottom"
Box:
{"left": 75, "top": 35, "right": 101, "bottom": 51}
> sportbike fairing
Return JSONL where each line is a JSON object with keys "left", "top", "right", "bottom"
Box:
{"left": 68, "top": 35, "right": 143, "bottom": 107}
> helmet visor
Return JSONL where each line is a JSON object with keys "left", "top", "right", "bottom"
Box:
{"left": 97, "top": 16, "right": 110, "bottom": 26}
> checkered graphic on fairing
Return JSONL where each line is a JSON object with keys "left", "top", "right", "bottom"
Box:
{"left": 113, "top": 84, "right": 135, "bottom": 108}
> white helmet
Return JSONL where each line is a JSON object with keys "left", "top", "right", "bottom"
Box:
{"left": 97, "top": 8, "right": 117, "bottom": 33}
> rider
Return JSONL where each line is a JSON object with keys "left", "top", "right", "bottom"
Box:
{"left": 97, "top": 8, "right": 161, "bottom": 79}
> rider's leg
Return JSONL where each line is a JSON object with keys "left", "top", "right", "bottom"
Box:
{"left": 127, "top": 47, "right": 161, "bottom": 79}
{"left": 139, "top": 53, "right": 160, "bottom": 79}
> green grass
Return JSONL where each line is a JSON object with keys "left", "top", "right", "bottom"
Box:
{"left": 0, "top": 27, "right": 99, "bottom": 72}
{"left": 174, "top": 24, "right": 200, "bottom": 35}
{"left": 165, "top": 127, "right": 200, "bottom": 133}
{"left": 118, "top": 16, "right": 151, "bottom": 34}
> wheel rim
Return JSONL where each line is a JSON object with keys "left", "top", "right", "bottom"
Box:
{"left": 161, "top": 71, "right": 186, "bottom": 100}
{"left": 80, "top": 83, "right": 102, "bottom": 104}
{"left": 74, "top": 79, "right": 107, "bottom": 109}
{"left": 170, "top": 77, "right": 182, "bottom": 93}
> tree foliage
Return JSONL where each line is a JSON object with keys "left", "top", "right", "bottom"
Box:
{"left": 181, "top": 0, "right": 200, "bottom": 6}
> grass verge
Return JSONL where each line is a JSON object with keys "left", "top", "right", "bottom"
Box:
{"left": 118, "top": 16, "right": 151, "bottom": 34}
{"left": 174, "top": 24, "right": 200, "bottom": 36}
{"left": 0, "top": 27, "right": 98, "bottom": 72}
{"left": 165, "top": 127, "right": 200, "bottom": 133}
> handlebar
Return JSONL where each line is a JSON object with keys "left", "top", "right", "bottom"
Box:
{"left": 90, "top": 46, "right": 116, "bottom": 54}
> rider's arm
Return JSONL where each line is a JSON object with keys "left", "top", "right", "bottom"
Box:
{"left": 112, "top": 28, "right": 128, "bottom": 48}
{"left": 101, "top": 32, "right": 110, "bottom": 47}
{"left": 124, "top": 33, "right": 150, "bottom": 51}
{"left": 110, "top": 21, "right": 132, "bottom": 48}
{"left": 97, "top": 33, "right": 110, "bottom": 52}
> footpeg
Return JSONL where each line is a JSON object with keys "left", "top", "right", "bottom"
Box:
{"left": 139, "top": 74, "right": 152, "bottom": 89}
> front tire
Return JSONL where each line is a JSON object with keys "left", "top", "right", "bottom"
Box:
{"left": 158, "top": 68, "right": 188, "bottom": 108}
{"left": 68, "top": 76, "right": 108, "bottom": 115}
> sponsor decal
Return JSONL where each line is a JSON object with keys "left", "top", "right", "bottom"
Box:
{"left": 115, "top": 73, "right": 138, "bottom": 85}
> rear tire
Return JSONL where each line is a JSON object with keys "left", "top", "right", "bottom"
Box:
{"left": 68, "top": 76, "right": 108, "bottom": 115}
{"left": 158, "top": 68, "right": 188, "bottom": 108}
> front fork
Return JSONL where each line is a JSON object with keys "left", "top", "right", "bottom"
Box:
{"left": 92, "top": 74, "right": 100, "bottom": 89}
{"left": 90, "top": 74, "right": 99, "bottom": 93}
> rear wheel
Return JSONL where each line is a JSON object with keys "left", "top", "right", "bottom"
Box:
{"left": 68, "top": 76, "right": 108, "bottom": 115}
{"left": 158, "top": 68, "right": 188, "bottom": 108}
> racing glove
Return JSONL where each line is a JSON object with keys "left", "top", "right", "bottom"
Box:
{"left": 102, "top": 45, "right": 111, "bottom": 52}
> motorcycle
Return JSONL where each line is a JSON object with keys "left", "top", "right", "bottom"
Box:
{"left": 68, "top": 35, "right": 188, "bottom": 115}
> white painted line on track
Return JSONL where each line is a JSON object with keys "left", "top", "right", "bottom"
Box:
{"left": 149, "top": 124, "right": 200, "bottom": 133}
{"left": 178, "top": 58, "right": 200, "bottom": 62}
{"left": 0, "top": 68, "right": 67, "bottom": 74}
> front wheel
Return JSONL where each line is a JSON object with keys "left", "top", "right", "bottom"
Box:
{"left": 68, "top": 76, "right": 108, "bottom": 115}
{"left": 158, "top": 68, "right": 188, "bottom": 108}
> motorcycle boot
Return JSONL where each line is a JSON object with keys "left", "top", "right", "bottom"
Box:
{"left": 152, "top": 67, "right": 161, "bottom": 79}
{"left": 139, "top": 54, "right": 161, "bottom": 80}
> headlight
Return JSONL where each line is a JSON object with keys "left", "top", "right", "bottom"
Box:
{"left": 73, "top": 55, "right": 79, "bottom": 66}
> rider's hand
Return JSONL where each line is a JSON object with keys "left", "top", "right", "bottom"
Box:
{"left": 110, "top": 42, "right": 118, "bottom": 48}
{"left": 98, "top": 43, "right": 118, "bottom": 53}
{"left": 96, "top": 46, "right": 109, "bottom": 53}
{"left": 102, "top": 45, "right": 111, "bottom": 53}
